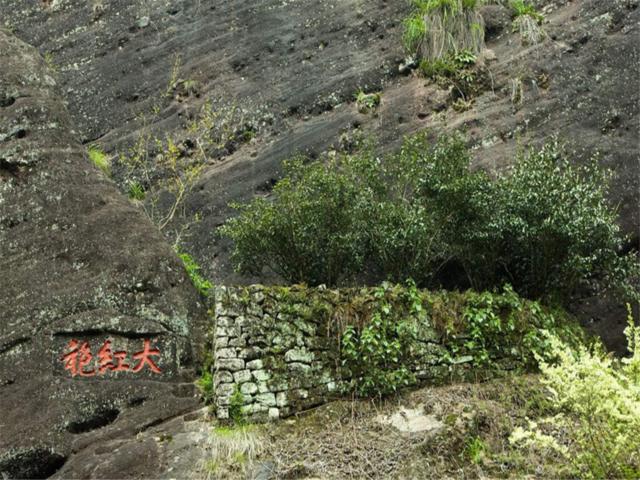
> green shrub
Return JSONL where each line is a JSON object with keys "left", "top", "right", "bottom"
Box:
{"left": 510, "top": 305, "right": 640, "bottom": 478}
{"left": 419, "top": 50, "right": 479, "bottom": 100}
{"left": 175, "top": 248, "right": 213, "bottom": 297}
{"left": 355, "top": 90, "right": 381, "bottom": 113}
{"left": 220, "top": 155, "right": 372, "bottom": 286}
{"left": 482, "top": 142, "right": 637, "bottom": 300}
{"left": 221, "top": 133, "right": 638, "bottom": 302}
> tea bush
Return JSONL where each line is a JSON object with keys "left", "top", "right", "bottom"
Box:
{"left": 221, "top": 133, "right": 638, "bottom": 302}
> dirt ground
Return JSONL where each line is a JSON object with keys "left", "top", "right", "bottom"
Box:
{"left": 193, "top": 374, "right": 564, "bottom": 480}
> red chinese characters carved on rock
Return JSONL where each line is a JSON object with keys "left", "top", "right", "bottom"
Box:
{"left": 62, "top": 339, "right": 161, "bottom": 377}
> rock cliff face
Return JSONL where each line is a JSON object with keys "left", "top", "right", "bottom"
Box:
{"left": 0, "top": 0, "right": 638, "bottom": 475}
{"left": 0, "top": 30, "right": 206, "bottom": 478}
{"left": 2, "top": 0, "right": 637, "bottom": 285}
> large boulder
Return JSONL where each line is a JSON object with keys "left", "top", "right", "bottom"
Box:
{"left": 0, "top": 30, "right": 206, "bottom": 478}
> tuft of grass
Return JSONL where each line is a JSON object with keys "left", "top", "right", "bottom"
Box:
{"left": 465, "top": 436, "right": 487, "bottom": 464}
{"left": 88, "top": 146, "right": 110, "bottom": 176}
{"left": 404, "top": 0, "right": 485, "bottom": 60}
{"left": 127, "top": 180, "right": 146, "bottom": 200}
{"left": 201, "top": 424, "right": 263, "bottom": 480}
{"left": 402, "top": 13, "right": 427, "bottom": 55}
{"left": 513, "top": 14, "right": 546, "bottom": 45}
{"left": 509, "top": 0, "right": 546, "bottom": 44}
{"left": 510, "top": 0, "right": 544, "bottom": 22}
{"left": 195, "top": 370, "right": 214, "bottom": 404}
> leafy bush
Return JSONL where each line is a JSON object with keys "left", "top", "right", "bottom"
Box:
{"left": 221, "top": 133, "right": 638, "bottom": 302}
{"left": 220, "top": 155, "right": 371, "bottom": 286}
{"left": 354, "top": 90, "right": 381, "bottom": 114}
{"left": 419, "top": 49, "right": 480, "bottom": 100}
{"left": 483, "top": 142, "right": 637, "bottom": 301}
{"left": 510, "top": 305, "right": 640, "bottom": 478}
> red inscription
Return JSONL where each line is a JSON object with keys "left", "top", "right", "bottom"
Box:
{"left": 62, "top": 339, "right": 161, "bottom": 376}
{"left": 132, "top": 339, "right": 161, "bottom": 374}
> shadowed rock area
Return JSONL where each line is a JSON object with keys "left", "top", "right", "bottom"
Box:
{"left": 0, "top": 30, "right": 206, "bottom": 478}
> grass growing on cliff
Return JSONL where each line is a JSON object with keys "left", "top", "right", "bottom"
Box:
{"left": 88, "top": 145, "right": 110, "bottom": 176}
{"left": 403, "top": 0, "right": 485, "bottom": 61}
{"left": 196, "top": 371, "right": 214, "bottom": 404}
{"left": 419, "top": 49, "right": 479, "bottom": 101}
{"left": 175, "top": 248, "right": 212, "bottom": 297}
{"left": 510, "top": 0, "right": 546, "bottom": 45}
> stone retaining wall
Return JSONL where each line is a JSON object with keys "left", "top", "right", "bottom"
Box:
{"left": 212, "top": 285, "right": 342, "bottom": 421}
{"left": 210, "top": 284, "right": 570, "bottom": 422}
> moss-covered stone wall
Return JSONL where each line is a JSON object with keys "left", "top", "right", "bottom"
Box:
{"left": 211, "top": 284, "right": 575, "bottom": 422}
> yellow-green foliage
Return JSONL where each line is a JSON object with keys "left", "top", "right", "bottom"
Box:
{"left": 510, "top": 305, "right": 640, "bottom": 479}
{"left": 88, "top": 145, "right": 110, "bottom": 176}
{"left": 175, "top": 247, "right": 213, "bottom": 297}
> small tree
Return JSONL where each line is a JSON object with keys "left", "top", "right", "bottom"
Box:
{"left": 481, "top": 141, "right": 638, "bottom": 301}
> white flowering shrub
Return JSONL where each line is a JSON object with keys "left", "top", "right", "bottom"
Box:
{"left": 510, "top": 305, "right": 640, "bottom": 479}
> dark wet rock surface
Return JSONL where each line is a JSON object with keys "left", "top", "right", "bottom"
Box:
{"left": 0, "top": 29, "right": 206, "bottom": 478}
{"left": 3, "top": 0, "right": 637, "bottom": 282}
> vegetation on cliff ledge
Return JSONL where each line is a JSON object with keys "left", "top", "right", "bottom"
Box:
{"left": 221, "top": 133, "right": 638, "bottom": 304}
